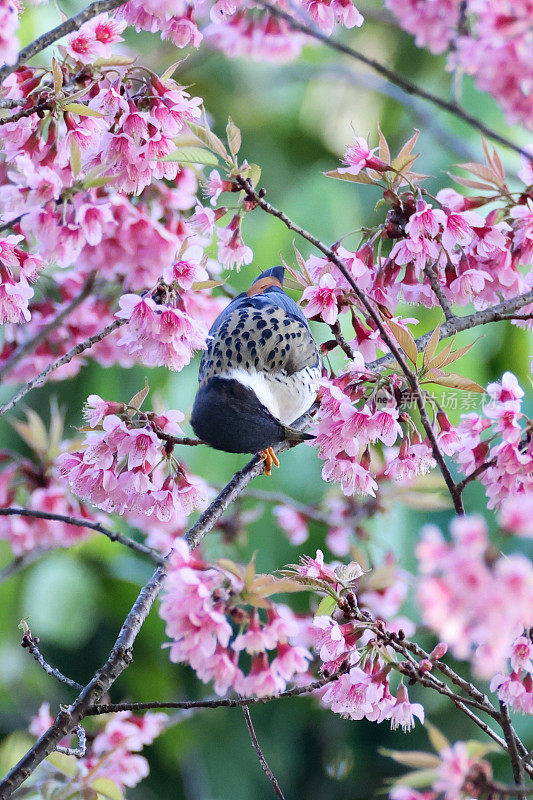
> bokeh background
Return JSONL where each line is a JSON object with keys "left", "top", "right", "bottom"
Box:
{"left": 1, "top": 1, "right": 532, "bottom": 797}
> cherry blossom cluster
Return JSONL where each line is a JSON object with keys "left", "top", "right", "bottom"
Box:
{"left": 309, "top": 373, "right": 436, "bottom": 497}
{"left": 56, "top": 393, "right": 210, "bottom": 525}
{"left": 0, "top": 406, "right": 100, "bottom": 554}
{"left": 385, "top": 0, "right": 533, "bottom": 129}
{"left": 0, "top": 458, "right": 97, "bottom": 554}
{"left": 115, "top": 286, "right": 208, "bottom": 371}
{"left": 1, "top": 27, "right": 202, "bottom": 195}
{"left": 160, "top": 539, "right": 313, "bottom": 696}
{"left": 454, "top": 372, "right": 533, "bottom": 510}
{"left": 117, "top": 0, "right": 364, "bottom": 63}
{"left": 388, "top": 739, "right": 494, "bottom": 800}
{"left": 30, "top": 703, "right": 167, "bottom": 792}
{"left": 0, "top": 234, "right": 44, "bottom": 324}
{"left": 416, "top": 515, "right": 533, "bottom": 685}
{"left": 301, "top": 550, "right": 425, "bottom": 730}
{"left": 299, "top": 133, "right": 533, "bottom": 337}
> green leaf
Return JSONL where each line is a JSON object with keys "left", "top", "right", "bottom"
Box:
{"left": 52, "top": 57, "right": 63, "bottom": 95}
{"left": 160, "top": 146, "right": 219, "bottom": 166}
{"left": 226, "top": 116, "right": 241, "bottom": 158}
{"left": 425, "top": 721, "right": 449, "bottom": 753}
{"left": 379, "top": 748, "right": 440, "bottom": 769}
{"left": 70, "top": 138, "right": 81, "bottom": 178}
{"left": 91, "top": 777, "right": 124, "bottom": 800}
{"left": 393, "top": 768, "right": 436, "bottom": 788}
{"left": 191, "top": 279, "right": 226, "bottom": 291}
{"left": 62, "top": 103, "right": 104, "bottom": 118}
{"left": 424, "top": 369, "right": 485, "bottom": 393}
{"left": 316, "top": 595, "right": 337, "bottom": 616}
{"left": 47, "top": 751, "right": 78, "bottom": 777}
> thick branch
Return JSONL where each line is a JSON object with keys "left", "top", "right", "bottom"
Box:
{"left": 0, "top": 318, "right": 127, "bottom": 419}
{"left": 256, "top": 0, "right": 531, "bottom": 161}
{"left": 0, "top": 508, "right": 163, "bottom": 565}
{"left": 0, "top": 0, "right": 129, "bottom": 83}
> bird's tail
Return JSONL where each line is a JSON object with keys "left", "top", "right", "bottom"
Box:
{"left": 282, "top": 425, "right": 315, "bottom": 443}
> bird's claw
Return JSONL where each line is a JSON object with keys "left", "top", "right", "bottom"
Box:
{"left": 260, "top": 446, "right": 280, "bottom": 476}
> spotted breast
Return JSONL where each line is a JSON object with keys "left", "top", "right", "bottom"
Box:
{"left": 190, "top": 266, "right": 320, "bottom": 457}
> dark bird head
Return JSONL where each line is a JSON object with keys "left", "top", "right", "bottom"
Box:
{"left": 190, "top": 376, "right": 313, "bottom": 454}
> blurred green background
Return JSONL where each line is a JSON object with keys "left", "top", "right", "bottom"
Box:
{"left": 1, "top": 1, "right": 532, "bottom": 797}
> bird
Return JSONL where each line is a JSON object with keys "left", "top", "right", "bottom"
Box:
{"left": 190, "top": 266, "right": 320, "bottom": 474}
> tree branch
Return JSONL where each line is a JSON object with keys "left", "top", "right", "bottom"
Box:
{"left": 20, "top": 624, "right": 83, "bottom": 691}
{"left": 56, "top": 726, "right": 86, "bottom": 758}
{"left": 242, "top": 705, "right": 287, "bottom": 800}
{"left": 85, "top": 672, "right": 344, "bottom": 715}
{"left": 0, "top": 0, "right": 130, "bottom": 83}
{"left": 0, "top": 318, "right": 127, "bottom": 419}
{"left": 424, "top": 263, "right": 454, "bottom": 321}
{"left": 0, "top": 562, "right": 167, "bottom": 799}
{"left": 0, "top": 508, "right": 163, "bottom": 565}
{"left": 366, "top": 290, "right": 533, "bottom": 373}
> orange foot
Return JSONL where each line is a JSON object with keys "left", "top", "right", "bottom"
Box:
{"left": 259, "top": 446, "right": 280, "bottom": 476}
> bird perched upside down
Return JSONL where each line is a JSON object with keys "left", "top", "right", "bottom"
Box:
{"left": 191, "top": 266, "right": 320, "bottom": 474}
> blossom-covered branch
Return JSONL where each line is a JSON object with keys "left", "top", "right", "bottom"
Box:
{"left": 255, "top": 0, "right": 532, "bottom": 161}
{"left": 0, "top": 0, "right": 129, "bottom": 82}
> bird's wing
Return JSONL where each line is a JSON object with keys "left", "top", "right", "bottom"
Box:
{"left": 199, "top": 292, "right": 319, "bottom": 386}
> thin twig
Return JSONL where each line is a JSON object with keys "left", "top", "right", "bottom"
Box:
{"left": 0, "top": 0, "right": 130, "bottom": 83}
{"left": 21, "top": 625, "right": 83, "bottom": 691}
{"left": 241, "top": 488, "right": 329, "bottom": 524}
{"left": 56, "top": 726, "right": 86, "bottom": 758}
{"left": 85, "top": 672, "right": 344, "bottom": 715}
{"left": 424, "top": 264, "right": 454, "bottom": 321}
{"left": 0, "top": 549, "right": 47, "bottom": 585}
{"left": 0, "top": 274, "right": 97, "bottom": 380}
{"left": 242, "top": 705, "right": 287, "bottom": 800}
{"left": 0, "top": 318, "right": 127, "bottom": 419}
{"left": 0, "top": 508, "right": 163, "bottom": 565}
{"left": 0, "top": 103, "right": 52, "bottom": 125}
{"left": 255, "top": 0, "right": 532, "bottom": 162}
{"left": 329, "top": 319, "right": 355, "bottom": 358}
{"left": 149, "top": 424, "right": 204, "bottom": 448}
